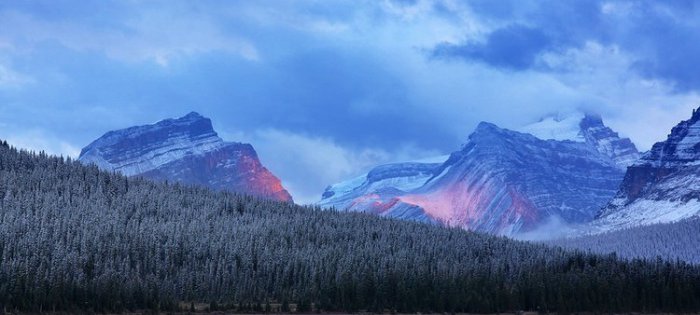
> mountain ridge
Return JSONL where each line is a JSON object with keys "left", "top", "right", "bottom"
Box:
{"left": 79, "top": 112, "right": 293, "bottom": 202}
{"left": 595, "top": 107, "right": 700, "bottom": 230}
{"left": 319, "top": 114, "right": 633, "bottom": 235}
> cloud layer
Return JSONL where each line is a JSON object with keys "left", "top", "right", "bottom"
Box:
{"left": 1, "top": 0, "right": 699, "bottom": 203}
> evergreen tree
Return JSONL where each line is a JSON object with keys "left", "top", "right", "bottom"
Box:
{"left": 0, "top": 140, "right": 699, "bottom": 313}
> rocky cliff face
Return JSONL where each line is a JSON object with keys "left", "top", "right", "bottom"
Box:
{"left": 596, "top": 108, "right": 700, "bottom": 230}
{"left": 320, "top": 120, "right": 627, "bottom": 235}
{"left": 319, "top": 156, "right": 447, "bottom": 222}
{"left": 79, "top": 112, "right": 293, "bottom": 202}
{"left": 579, "top": 114, "right": 640, "bottom": 167}
{"left": 521, "top": 112, "right": 639, "bottom": 168}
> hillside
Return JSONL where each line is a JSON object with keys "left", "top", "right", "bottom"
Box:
{"left": 1, "top": 140, "right": 700, "bottom": 313}
{"left": 553, "top": 218, "right": 700, "bottom": 264}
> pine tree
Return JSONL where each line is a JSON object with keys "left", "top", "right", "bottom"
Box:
{"left": 0, "top": 142, "right": 699, "bottom": 313}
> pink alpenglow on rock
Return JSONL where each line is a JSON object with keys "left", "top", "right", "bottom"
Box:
{"left": 79, "top": 112, "right": 293, "bottom": 202}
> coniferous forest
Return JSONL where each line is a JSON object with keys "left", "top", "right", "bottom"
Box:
{"left": 553, "top": 218, "right": 700, "bottom": 264}
{"left": 2, "top": 141, "right": 700, "bottom": 314}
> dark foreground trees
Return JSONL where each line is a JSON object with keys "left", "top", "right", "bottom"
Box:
{"left": 1, "top": 143, "right": 700, "bottom": 313}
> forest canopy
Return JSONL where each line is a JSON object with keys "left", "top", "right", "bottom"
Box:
{"left": 1, "top": 142, "right": 700, "bottom": 313}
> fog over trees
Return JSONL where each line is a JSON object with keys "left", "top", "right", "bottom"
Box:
{"left": 552, "top": 218, "right": 700, "bottom": 264}
{"left": 1, "top": 141, "right": 700, "bottom": 313}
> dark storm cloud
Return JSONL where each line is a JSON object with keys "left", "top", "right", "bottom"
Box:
{"left": 433, "top": 0, "right": 700, "bottom": 92}
{"left": 2, "top": 0, "right": 700, "bottom": 202}
{"left": 433, "top": 24, "right": 551, "bottom": 70}
{"left": 622, "top": 2, "right": 700, "bottom": 92}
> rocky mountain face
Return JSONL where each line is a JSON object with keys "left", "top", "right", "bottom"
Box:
{"left": 595, "top": 108, "right": 700, "bottom": 230}
{"left": 521, "top": 112, "right": 640, "bottom": 168}
{"left": 579, "top": 114, "right": 640, "bottom": 167}
{"left": 319, "top": 156, "right": 448, "bottom": 222}
{"left": 320, "top": 115, "right": 634, "bottom": 236}
{"left": 79, "top": 112, "right": 293, "bottom": 202}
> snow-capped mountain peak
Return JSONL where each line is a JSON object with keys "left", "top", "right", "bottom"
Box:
{"left": 79, "top": 112, "right": 293, "bottom": 202}
{"left": 520, "top": 112, "right": 639, "bottom": 168}
{"left": 520, "top": 112, "right": 586, "bottom": 142}
{"left": 642, "top": 108, "right": 700, "bottom": 166}
{"left": 80, "top": 112, "right": 224, "bottom": 176}
{"left": 595, "top": 107, "right": 700, "bottom": 231}
{"left": 320, "top": 119, "right": 628, "bottom": 236}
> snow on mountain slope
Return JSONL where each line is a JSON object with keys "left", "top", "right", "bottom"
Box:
{"left": 319, "top": 156, "right": 448, "bottom": 212}
{"left": 320, "top": 121, "right": 627, "bottom": 235}
{"left": 595, "top": 108, "right": 700, "bottom": 230}
{"left": 520, "top": 112, "right": 586, "bottom": 142}
{"left": 79, "top": 112, "right": 293, "bottom": 202}
{"left": 520, "top": 112, "right": 639, "bottom": 168}
{"left": 579, "top": 114, "right": 640, "bottom": 167}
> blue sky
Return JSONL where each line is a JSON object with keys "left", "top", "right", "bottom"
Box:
{"left": 1, "top": 0, "right": 700, "bottom": 203}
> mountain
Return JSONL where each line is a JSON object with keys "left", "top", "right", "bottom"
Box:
{"left": 319, "top": 155, "right": 448, "bottom": 221}
{"left": 79, "top": 112, "right": 292, "bottom": 202}
{"left": 595, "top": 107, "right": 700, "bottom": 230}
{"left": 521, "top": 112, "right": 639, "bottom": 167}
{"left": 320, "top": 114, "right": 636, "bottom": 235}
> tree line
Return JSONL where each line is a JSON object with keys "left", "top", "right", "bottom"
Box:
{"left": 1, "top": 141, "right": 700, "bottom": 313}
{"left": 552, "top": 217, "right": 700, "bottom": 264}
